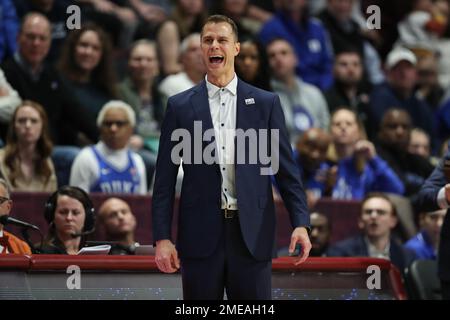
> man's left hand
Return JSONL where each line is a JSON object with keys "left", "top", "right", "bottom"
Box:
{"left": 289, "top": 227, "right": 311, "bottom": 265}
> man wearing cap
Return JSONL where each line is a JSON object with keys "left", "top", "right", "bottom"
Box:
{"left": 368, "top": 47, "right": 435, "bottom": 143}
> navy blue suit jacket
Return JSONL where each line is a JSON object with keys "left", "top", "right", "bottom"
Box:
{"left": 327, "top": 235, "right": 416, "bottom": 273}
{"left": 152, "top": 79, "right": 310, "bottom": 261}
{"left": 415, "top": 149, "right": 450, "bottom": 281}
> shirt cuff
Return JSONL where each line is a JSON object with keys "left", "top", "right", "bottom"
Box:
{"left": 437, "top": 187, "right": 449, "bottom": 209}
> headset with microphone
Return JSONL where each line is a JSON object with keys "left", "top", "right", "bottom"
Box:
{"left": 44, "top": 186, "right": 96, "bottom": 238}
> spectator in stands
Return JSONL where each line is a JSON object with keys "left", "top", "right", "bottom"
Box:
{"left": 98, "top": 197, "right": 139, "bottom": 255}
{"left": 278, "top": 211, "right": 331, "bottom": 257}
{"left": 1, "top": 13, "right": 98, "bottom": 186}
{"left": 415, "top": 52, "right": 445, "bottom": 111}
{"left": 0, "top": 178, "right": 32, "bottom": 254}
{"left": 0, "top": 101, "right": 56, "bottom": 192}
{"left": 317, "top": 0, "right": 384, "bottom": 85}
{"left": 118, "top": 40, "right": 163, "bottom": 185}
{"left": 329, "top": 108, "right": 405, "bottom": 199}
{"left": 310, "top": 212, "right": 332, "bottom": 257}
{"left": 129, "top": 0, "right": 170, "bottom": 40}
{"left": 376, "top": 109, "right": 435, "bottom": 197}
{"left": 235, "top": 37, "right": 271, "bottom": 91}
{"left": 327, "top": 193, "right": 416, "bottom": 272}
{"left": 155, "top": 0, "right": 208, "bottom": 75}
{"left": 368, "top": 47, "right": 435, "bottom": 142}
{"left": 258, "top": 0, "right": 334, "bottom": 90}
{"left": 324, "top": 49, "right": 372, "bottom": 138}
{"left": 409, "top": 128, "right": 431, "bottom": 158}
{"left": 0, "top": 68, "right": 22, "bottom": 143}
{"left": 41, "top": 186, "right": 96, "bottom": 255}
{"left": 58, "top": 23, "right": 118, "bottom": 130}
{"left": 158, "top": 33, "right": 206, "bottom": 106}
{"left": 294, "top": 128, "right": 332, "bottom": 208}
{"left": 404, "top": 208, "right": 446, "bottom": 259}
{"left": 0, "top": 0, "right": 19, "bottom": 63}
{"left": 13, "top": 0, "right": 73, "bottom": 64}
{"left": 266, "top": 38, "right": 330, "bottom": 143}
{"left": 70, "top": 100, "right": 147, "bottom": 194}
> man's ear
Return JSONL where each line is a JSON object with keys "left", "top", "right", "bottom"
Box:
{"left": 235, "top": 41, "right": 240, "bottom": 56}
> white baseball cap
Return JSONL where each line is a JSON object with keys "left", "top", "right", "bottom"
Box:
{"left": 385, "top": 47, "right": 417, "bottom": 69}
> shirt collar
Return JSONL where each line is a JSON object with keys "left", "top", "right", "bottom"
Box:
{"left": 205, "top": 73, "right": 238, "bottom": 98}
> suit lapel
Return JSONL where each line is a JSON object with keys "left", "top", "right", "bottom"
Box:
{"left": 236, "top": 79, "right": 255, "bottom": 132}
{"left": 190, "top": 80, "right": 214, "bottom": 133}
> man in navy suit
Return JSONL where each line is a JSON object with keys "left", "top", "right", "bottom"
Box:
{"left": 152, "top": 15, "right": 311, "bottom": 300}
{"left": 416, "top": 144, "right": 450, "bottom": 299}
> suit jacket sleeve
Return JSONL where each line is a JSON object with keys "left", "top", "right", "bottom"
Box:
{"left": 415, "top": 154, "right": 448, "bottom": 212}
{"left": 270, "top": 94, "right": 310, "bottom": 229}
{"left": 152, "top": 98, "right": 180, "bottom": 242}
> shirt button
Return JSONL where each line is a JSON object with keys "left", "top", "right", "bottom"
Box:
{"left": 222, "top": 103, "right": 225, "bottom": 106}
{"left": 222, "top": 146, "right": 225, "bottom": 150}
{"left": 221, "top": 88, "right": 224, "bottom": 92}
{"left": 221, "top": 123, "right": 224, "bottom": 127}
{"left": 224, "top": 188, "right": 227, "bottom": 192}
{"left": 222, "top": 167, "right": 225, "bottom": 171}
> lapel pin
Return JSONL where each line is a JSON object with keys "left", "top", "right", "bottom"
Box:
{"left": 245, "top": 98, "right": 255, "bottom": 105}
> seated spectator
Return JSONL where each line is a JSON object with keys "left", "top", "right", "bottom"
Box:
{"left": 1, "top": 13, "right": 99, "bottom": 186}
{"left": 317, "top": 0, "right": 384, "bottom": 85}
{"left": 294, "top": 128, "right": 332, "bottom": 208}
{"left": 0, "top": 67, "right": 22, "bottom": 142}
{"left": 324, "top": 49, "right": 372, "bottom": 138}
{"left": 309, "top": 212, "right": 332, "bottom": 257}
{"left": 118, "top": 40, "right": 163, "bottom": 185}
{"left": 408, "top": 127, "right": 438, "bottom": 166}
{"left": 235, "top": 37, "right": 271, "bottom": 91}
{"left": 58, "top": 23, "right": 118, "bottom": 129}
{"left": 158, "top": 33, "right": 206, "bottom": 107}
{"left": 266, "top": 38, "right": 330, "bottom": 143}
{"left": 278, "top": 211, "right": 331, "bottom": 258}
{"left": 415, "top": 52, "right": 445, "bottom": 111}
{"left": 0, "top": 0, "right": 19, "bottom": 63}
{"left": 0, "top": 101, "right": 57, "bottom": 192}
{"left": 70, "top": 100, "right": 147, "bottom": 194}
{"left": 13, "top": 0, "right": 73, "bottom": 63}
{"left": 368, "top": 47, "right": 435, "bottom": 141}
{"left": 41, "top": 186, "right": 96, "bottom": 255}
{"left": 97, "top": 197, "right": 139, "bottom": 255}
{"left": 404, "top": 209, "right": 446, "bottom": 259}
{"left": 327, "top": 193, "right": 417, "bottom": 273}
{"left": 0, "top": 178, "right": 31, "bottom": 254}
{"left": 376, "top": 109, "right": 435, "bottom": 197}
{"left": 258, "top": 0, "right": 334, "bottom": 90}
{"left": 329, "top": 108, "right": 405, "bottom": 199}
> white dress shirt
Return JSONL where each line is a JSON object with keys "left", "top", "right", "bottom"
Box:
{"left": 206, "top": 74, "right": 238, "bottom": 210}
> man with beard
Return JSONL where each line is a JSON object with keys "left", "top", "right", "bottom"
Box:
{"left": 327, "top": 193, "right": 416, "bottom": 273}
{"left": 294, "top": 128, "right": 333, "bottom": 207}
{"left": 324, "top": 49, "right": 372, "bottom": 137}
{"left": 376, "top": 108, "right": 435, "bottom": 198}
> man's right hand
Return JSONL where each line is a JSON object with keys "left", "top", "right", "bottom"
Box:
{"left": 155, "top": 239, "right": 180, "bottom": 273}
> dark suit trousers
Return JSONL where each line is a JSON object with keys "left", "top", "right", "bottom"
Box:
{"left": 180, "top": 215, "right": 272, "bottom": 300}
